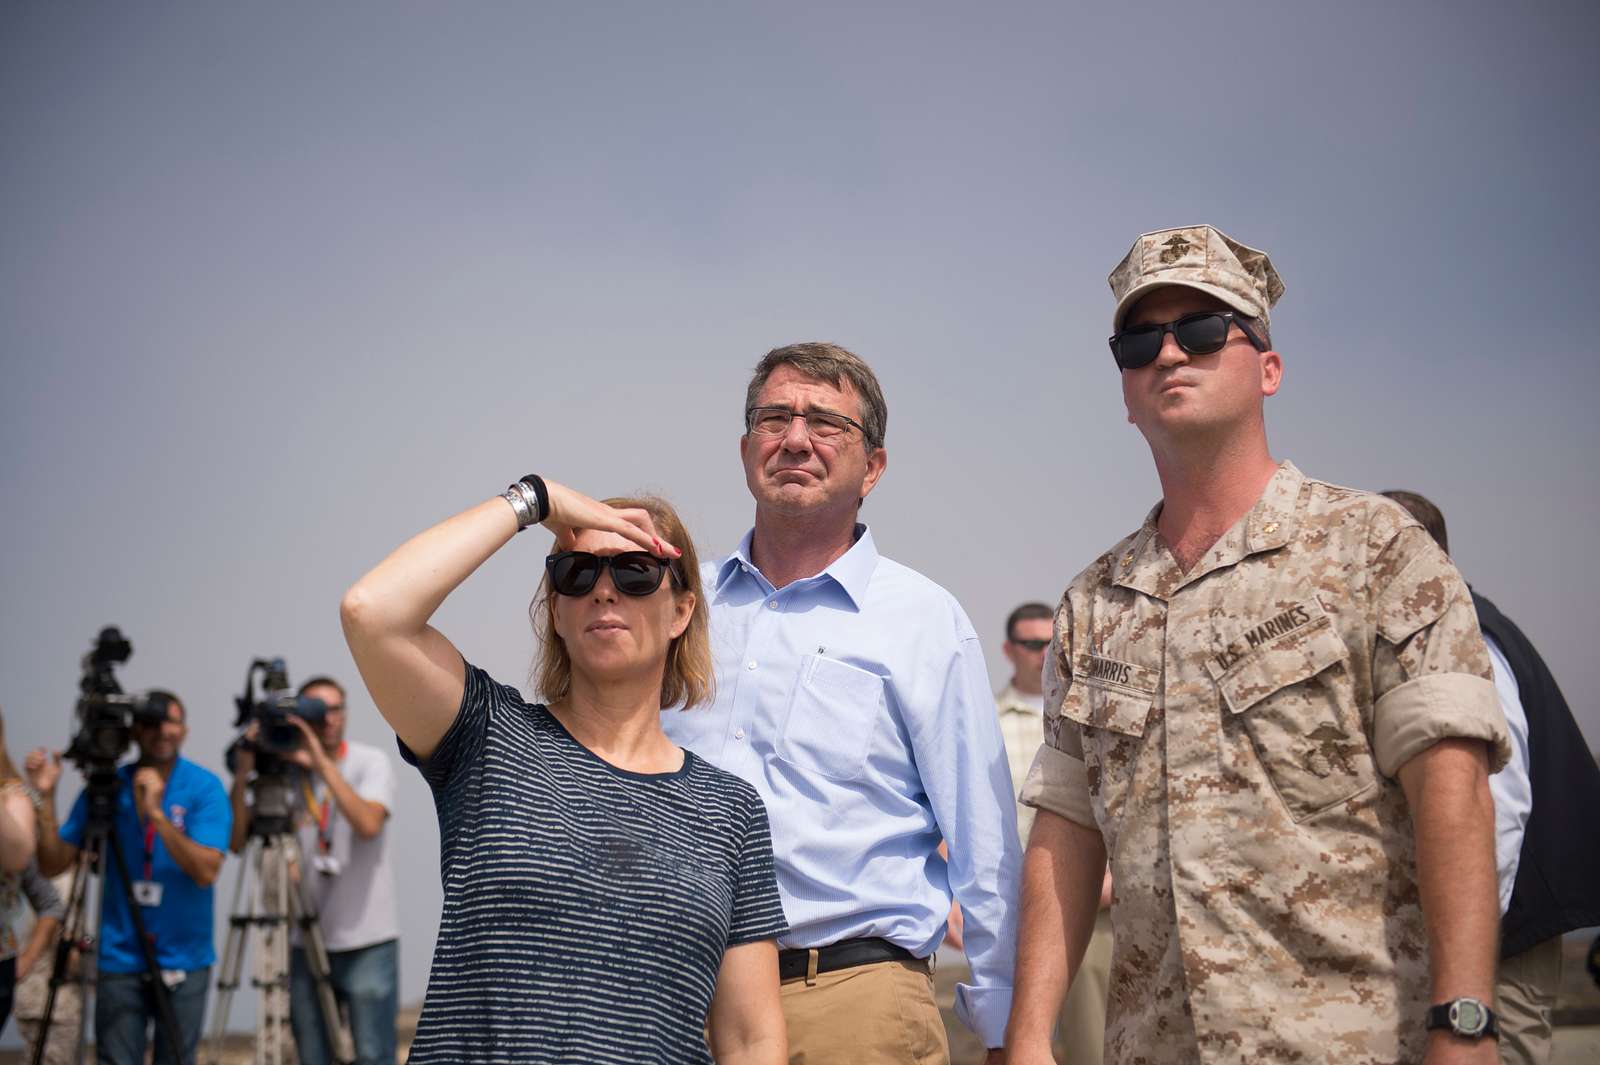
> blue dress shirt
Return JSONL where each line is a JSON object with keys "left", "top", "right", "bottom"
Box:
{"left": 661, "top": 525, "right": 1021, "bottom": 1046}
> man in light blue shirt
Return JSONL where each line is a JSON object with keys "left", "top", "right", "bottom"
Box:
{"left": 663, "top": 342, "right": 1020, "bottom": 1063}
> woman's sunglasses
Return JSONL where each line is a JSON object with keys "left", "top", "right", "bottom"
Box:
{"left": 1108, "top": 310, "right": 1265, "bottom": 371}
{"left": 545, "top": 551, "right": 684, "bottom": 598}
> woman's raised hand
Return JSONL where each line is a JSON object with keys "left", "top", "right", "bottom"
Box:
{"left": 541, "top": 480, "right": 682, "bottom": 558}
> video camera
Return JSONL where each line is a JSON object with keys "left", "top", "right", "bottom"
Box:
{"left": 229, "top": 657, "right": 328, "bottom": 836}
{"left": 65, "top": 626, "right": 172, "bottom": 769}
{"left": 231, "top": 657, "right": 329, "bottom": 759}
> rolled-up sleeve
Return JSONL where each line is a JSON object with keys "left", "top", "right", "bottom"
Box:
{"left": 1373, "top": 673, "right": 1506, "bottom": 778}
{"left": 1370, "top": 518, "right": 1510, "bottom": 776}
{"left": 1021, "top": 600, "right": 1097, "bottom": 828}
{"left": 1021, "top": 743, "right": 1095, "bottom": 828}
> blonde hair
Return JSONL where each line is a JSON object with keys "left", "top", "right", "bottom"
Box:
{"left": 530, "top": 495, "right": 714, "bottom": 710}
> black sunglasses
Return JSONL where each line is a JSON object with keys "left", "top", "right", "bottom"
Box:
{"left": 545, "top": 551, "right": 684, "bottom": 598}
{"left": 1108, "top": 310, "right": 1265, "bottom": 371}
{"left": 1010, "top": 638, "right": 1049, "bottom": 652}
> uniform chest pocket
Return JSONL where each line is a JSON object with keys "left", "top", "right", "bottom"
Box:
{"left": 1060, "top": 657, "right": 1157, "bottom": 830}
{"left": 1208, "top": 605, "right": 1374, "bottom": 822}
{"left": 777, "top": 654, "right": 885, "bottom": 782}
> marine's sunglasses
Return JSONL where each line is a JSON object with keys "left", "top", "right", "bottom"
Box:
{"left": 1108, "top": 310, "right": 1265, "bottom": 371}
{"left": 1010, "top": 638, "right": 1050, "bottom": 652}
{"left": 545, "top": 551, "right": 684, "bottom": 598}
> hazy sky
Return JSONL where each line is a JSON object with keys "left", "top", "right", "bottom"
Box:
{"left": 4, "top": 0, "right": 1596, "bottom": 1034}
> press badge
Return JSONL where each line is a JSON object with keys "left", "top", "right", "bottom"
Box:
{"left": 132, "top": 881, "right": 164, "bottom": 907}
{"left": 312, "top": 855, "right": 342, "bottom": 877}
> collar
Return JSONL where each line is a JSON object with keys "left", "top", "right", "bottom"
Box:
{"left": 714, "top": 523, "right": 879, "bottom": 611}
{"left": 1114, "top": 460, "right": 1305, "bottom": 600}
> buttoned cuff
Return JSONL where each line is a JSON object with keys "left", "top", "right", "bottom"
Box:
{"left": 1373, "top": 672, "right": 1509, "bottom": 778}
{"left": 1019, "top": 743, "right": 1095, "bottom": 828}
{"left": 954, "top": 981, "right": 1013, "bottom": 1049}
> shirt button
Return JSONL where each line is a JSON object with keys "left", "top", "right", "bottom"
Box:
{"left": 767, "top": 600, "right": 778, "bottom": 610}
{"left": 734, "top": 728, "right": 746, "bottom": 740}
{"left": 747, "top": 661, "right": 757, "bottom": 671}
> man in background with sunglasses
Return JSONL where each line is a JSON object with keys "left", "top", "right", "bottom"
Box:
{"left": 1006, "top": 225, "right": 1510, "bottom": 1065}
{"left": 662, "top": 342, "right": 1021, "bottom": 1064}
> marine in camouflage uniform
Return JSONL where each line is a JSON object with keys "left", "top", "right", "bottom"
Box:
{"left": 1007, "top": 226, "right": 1510, "bottom": 1065}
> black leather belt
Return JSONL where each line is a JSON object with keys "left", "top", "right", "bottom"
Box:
{"left": 777, "top": 937, "right": 926, "bottom": 982}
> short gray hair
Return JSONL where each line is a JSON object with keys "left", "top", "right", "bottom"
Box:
{"left": 744, "top": 342, "right": 887, "bottom": 450}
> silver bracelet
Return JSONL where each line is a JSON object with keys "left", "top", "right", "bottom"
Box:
{"left": 502, "top": 486, "right": 535, "bottom": 530}
{"left": 512, "top": 480, "right": 543, "bottom": 524}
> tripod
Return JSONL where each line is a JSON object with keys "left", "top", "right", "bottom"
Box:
{"left": 31, "top": 765, "right": 186, "bottom": 1065}
{"left": 205, "top": 771, "right": 353, "bottom": 1065}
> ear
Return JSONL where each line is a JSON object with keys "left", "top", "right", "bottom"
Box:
{"left": 859, "top": 447, "right": 888, "bottom": 500}
{"left": 669, "top": 590, "right": 696, "bottom": 640}
{"left": 1259, "top": 349, "right": 1283, "bottom": 397}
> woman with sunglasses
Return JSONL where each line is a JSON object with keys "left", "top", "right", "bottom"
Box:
{"left": 340, "top": 477, "right": 788, "bottom": 1064}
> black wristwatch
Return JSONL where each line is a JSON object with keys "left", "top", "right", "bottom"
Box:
{"left": 1425, "top": 998, "right": 1499, "bottom": 1040}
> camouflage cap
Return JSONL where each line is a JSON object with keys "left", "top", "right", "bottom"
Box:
{"left": 1108, "top": 224, "right": 1285, "bottom": 331}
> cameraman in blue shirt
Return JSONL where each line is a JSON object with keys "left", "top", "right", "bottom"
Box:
{"left": 28, "top": 692, "right": 231, "bottom": 1065}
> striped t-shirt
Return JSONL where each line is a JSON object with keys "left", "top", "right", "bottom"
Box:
{"left": 399, "top": 663, "right": 787, "bottom": 1064}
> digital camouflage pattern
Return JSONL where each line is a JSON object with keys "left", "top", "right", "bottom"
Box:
{"left": 1107, "top": 224, "right": 1285, "bottom": 332}
{"left": 1021, "top": 462, "right": 1510, "bottom": 1065}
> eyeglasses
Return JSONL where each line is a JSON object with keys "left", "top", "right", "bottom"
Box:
{"left": 545, "top": 551, "right": 684, "bottom": 598}
{"left": 1108, "top": 311, "right": 1265, "bottom": 371}
{"left": 1009, "top": 638, "right": 1049, "bottom": 652}
{"left": 745, "top": 406, "right": 866, "bottom": 443}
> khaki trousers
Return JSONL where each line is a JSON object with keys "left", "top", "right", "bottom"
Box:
{"left": 1053, "top": 911, "right": 1112, "bottom": 1065}
{"left": 780, "top": 958, "right": 950, "bottom": 1065}
{"left": 1496, "top": 936, "right": 1563, "bottom": 1065}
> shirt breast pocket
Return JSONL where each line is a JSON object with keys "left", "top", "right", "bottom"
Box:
{"left": 776, "top": 654, "right": 884, "bottom": 782}
{"left": 1060, "top": 663, "right": 1156, "bottom": 830}
{"left": 1208, "top": 605, "right": 1374, "bottom": 822}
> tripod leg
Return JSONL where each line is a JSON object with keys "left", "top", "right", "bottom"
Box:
{"left": 286, "top": 836, "right": 355, "bottom": 1065}
{"left": 203, "top": 837, "right": 256, "bottom": 1065}
{"left": 257, "top": 841, "right": 291, "bottom": 1065}
{"left": 104, "top": 830, "right": 188, "bottom": 1064}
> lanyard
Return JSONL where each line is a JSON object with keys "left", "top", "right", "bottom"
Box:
{"left": 142, "top": 822, "right": 157, "bottom": 881}
{"left": 302, "top": 742, "right": 347, "bottom": 855}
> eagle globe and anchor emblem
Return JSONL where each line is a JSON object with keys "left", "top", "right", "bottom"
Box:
{"left": 1159, "top": 233, "right": 1194, "bottom": 264}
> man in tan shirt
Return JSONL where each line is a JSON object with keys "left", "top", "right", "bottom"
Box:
{"left": 995, "top": 603, "right": 1053, "bottom": 844}
{"left": 1006, "top": 225, "right": 1509, "bottom": 1065}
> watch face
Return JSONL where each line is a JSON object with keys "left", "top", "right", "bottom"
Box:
{"left": 1451, "top": 999, "right": 1486, "bottom": 1036}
